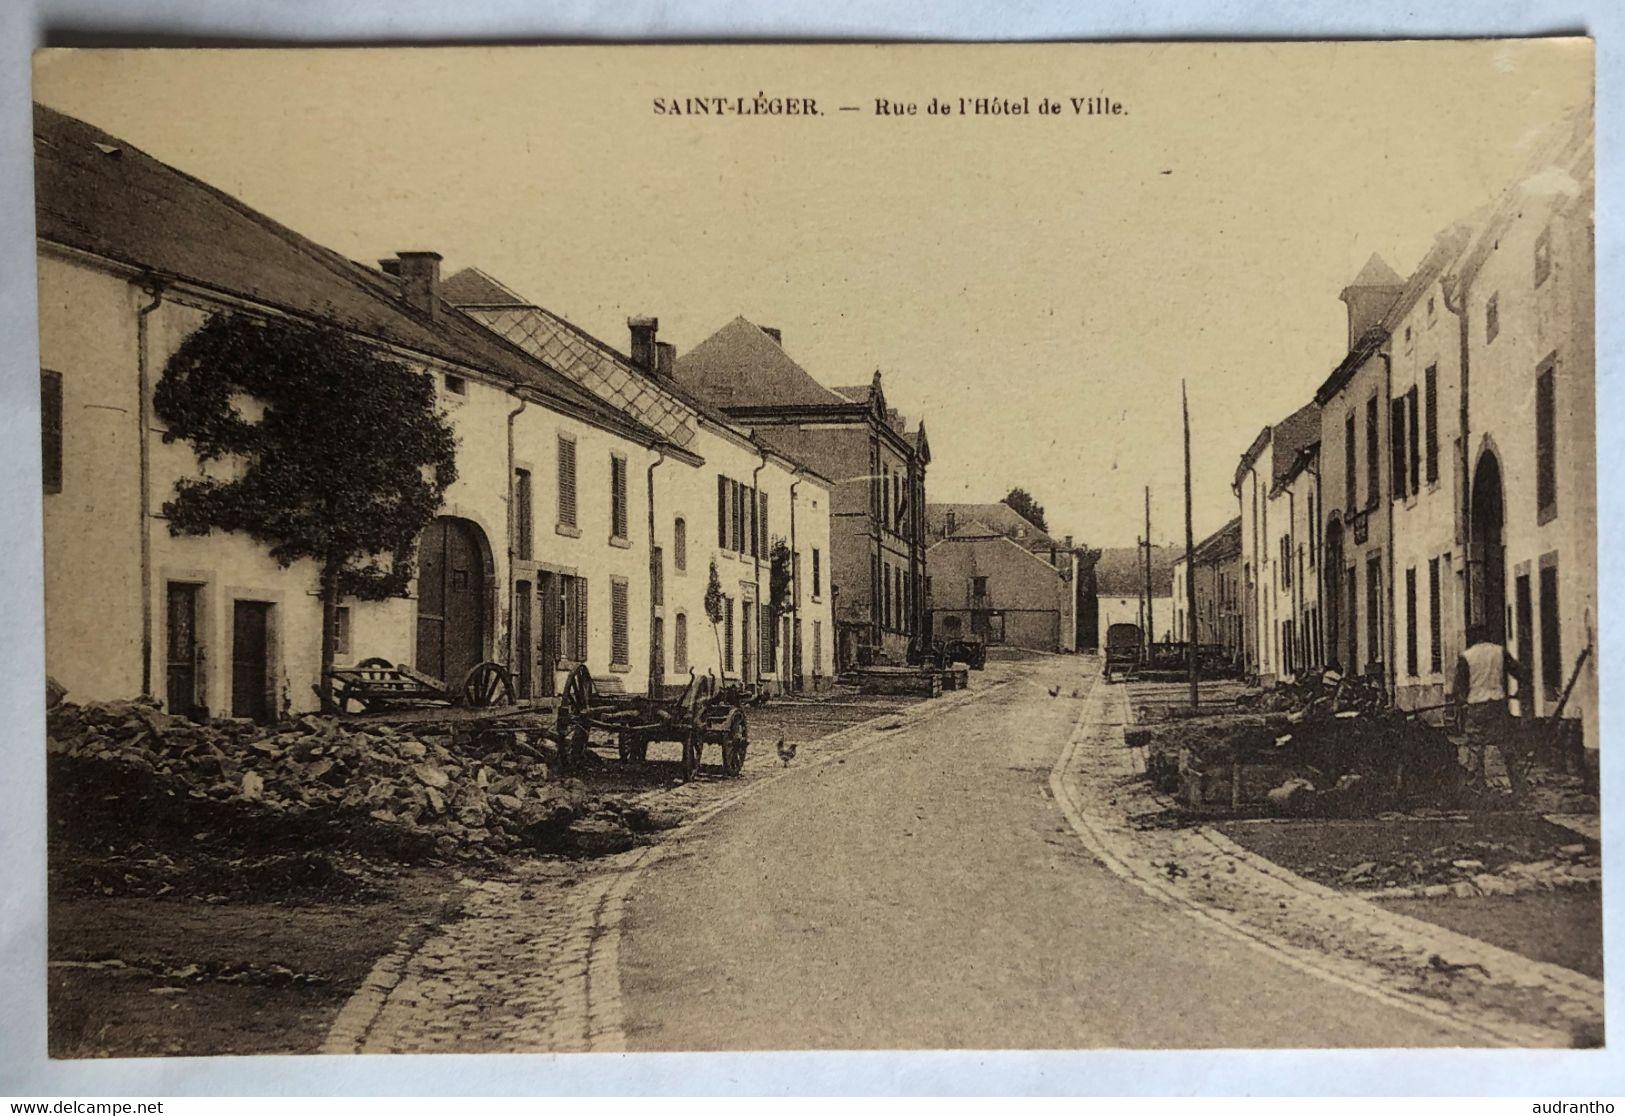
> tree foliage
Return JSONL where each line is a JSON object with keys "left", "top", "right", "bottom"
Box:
{"left": 154, "top": 313, "right": 458, "bottom": 600}
{"left": 1002, "top": 487, "right": 1048, "bottom": 533}
{"left": 768, "top": 536, "right": 794, "bottom": 617}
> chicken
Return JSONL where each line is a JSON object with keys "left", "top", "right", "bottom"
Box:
{"left": 1047, "top": 685, "right": 1061, "bottom": 698}
{"left": 776, "top": 737, "right": 797, "bottom": 767}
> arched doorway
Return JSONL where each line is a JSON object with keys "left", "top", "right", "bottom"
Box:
{"left": 1470, "top": 450, "right": 1507, "bottom": 643}
{"left": 416, "top": 516, "right": 491, "bottom": 685}
{"left": 1324, "top": 518, "right": 1344, "bottom": 671}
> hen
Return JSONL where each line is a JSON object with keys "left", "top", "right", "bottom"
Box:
{"left": 776, "top": 737, "right": 797, "bottom": 767}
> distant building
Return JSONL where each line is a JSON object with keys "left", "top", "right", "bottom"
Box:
{"left": 1171, "top": 517, "right": 1242, "bottom": 663}
{"left": 674, "top": 318, "right": 930, "bottom": 670}
{"left": 924, "top": 504, "right": 1078, "bottom": 652}
{"left": 1090, "top": 545, "right": 1175, "bottom": 650}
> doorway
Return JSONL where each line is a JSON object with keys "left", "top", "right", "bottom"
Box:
{"left": 515, "top": 580, "right": 533, "bottom": 699}
{"left": 416, "top": 517, "right": 489, "bottom": 685}
{"left": 537, "top": 570, "right": 559, "bottom": 696}
{"left": 1470, "top": 451, "right": 1507, "bottom": 642}
{"left": 1515, "top": 572, "right": 1534, "bottom": 719}
{"left": 166, "top": 582, "right": 202, "bottom": 719}
{"left": 231, "top": 600, "right": 272, "bottom": 722}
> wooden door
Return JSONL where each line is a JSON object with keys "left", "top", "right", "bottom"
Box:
{"left": 416, "top": 517, "right": 487, "bottom": 685}
{"left": 231, "top": 600, "right": 271, "bottom": 722}
{"left": 515, "top": 580, "right": 533, "bottom": 699}
{"left": 166, "top": 583, "right": 201, "bottom": 719}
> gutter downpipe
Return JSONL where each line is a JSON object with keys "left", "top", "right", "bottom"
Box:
{"left": 647, "top": 445, "right": 667, "bottom": 695}
{"left": 136, "top": 278, "right": 167, "bottom": 699}
{"left": 1285, "top": 484, "right": 1296, "bottom": 677}
{"left": 1380, "top": 348, "right": 1397, "bottom": 703}
{"left": 1309, "top": 456, "right": 1322, "bottom": 669}
{"left": 505, "top": 394, "right": 528, "bottom": 671}
{"left": 751, "top": 445, "right": 768, "bottom": 687}
{"left": 1442, "top": 273, "right": 1472, "bottom": 631}
{"left": 788, "top": 473, "right": 803, "bottom": 691}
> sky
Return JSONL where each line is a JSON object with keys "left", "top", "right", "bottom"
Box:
{"left": 32, "top": 41, "right": 1592, "bottom": 550}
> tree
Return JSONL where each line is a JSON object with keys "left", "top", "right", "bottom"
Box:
{"left": 154, "top": 313, "right": 458, "bottom": 712}
{"left": 1002, "top": 487, "right": 1048, "bottom": 533}
{"left": 704, "top": 559, "right": 726, "bottom": 673}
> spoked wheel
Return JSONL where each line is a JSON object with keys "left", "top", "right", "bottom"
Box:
{"left": 681, "top": 729, "right": 704, "bottom": 781}
{"left": 720, "top": 710, "right": 748, "bottom": 777}
{"left": 618, "top": 734, "right": 649, "bottom": 764}
{"left": 462, "top": 661, "right": 516, "bottom": 708}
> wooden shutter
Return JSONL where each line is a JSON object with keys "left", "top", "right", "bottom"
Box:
{"left": 611, "top": 579, "right": 629, "bottom": 666}
{"left": 718, "top": 476, "right": 729, "bottom": 549}
{"left": 759, "top": 491, "right": 769, "bottom": 557}
{"left": 575, "top": 578, "right": 589, "bottom": 661}
{"left": 557, "top": 436, "right": 577, "bottom": 528}
{"left": 515, "top": 468, "right": 533, "bottom": 560}
{"left": 611, "top": 455, "right": 628, "bottom": 539}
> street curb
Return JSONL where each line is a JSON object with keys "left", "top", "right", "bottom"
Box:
{"left": 1048, "top": 676, "right": 1567, "bottom": 1049}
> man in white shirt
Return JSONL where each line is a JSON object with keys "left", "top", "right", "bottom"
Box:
{"left": 1452, "top": 624, "right": 1528, "bottom": 796}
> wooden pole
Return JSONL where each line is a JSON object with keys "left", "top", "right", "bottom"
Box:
{"left": 1184, "top": 380, "right": 1199, "bottom": 710}
{"left": 1144, "top": 486, "right": 1154, "bottom": 656}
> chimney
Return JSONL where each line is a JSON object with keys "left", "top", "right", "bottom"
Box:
{"left": 1338, "top": 253, "right": 1405, "bottom": 347}
{"left": 1064, "top": 534, "right": 1074, "bottom": 550}
{"left": 655, "top": 341, "right": 676, "bottom": 379}
{"left": 760, "top": 326, "right": 783, "bottom": 346}
{"left": 378, "top": 258, "right": 402, "bottom": 277}
{"left": 396, "top": 251, "right": 443, "bottom": 323}
{"left": 628, "top": 316, "right": 659, "bottom": 372}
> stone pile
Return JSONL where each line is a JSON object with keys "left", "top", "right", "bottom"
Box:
{"left": 48, "top": 699, "right": 673, "bottom": 862}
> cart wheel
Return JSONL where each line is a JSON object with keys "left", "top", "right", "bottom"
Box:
{"left": 720, "top": 710, "right": 748, "bottom": 777}
{"left": 618, "top": 734, "right": 649, "bottom": 764}
{"left": 682, "top": 730, "right": 704, "bottom": 780}
{"left": 357, "top": 657, "right": 394, "bottom": 670}
{"left": 462, "top": 661, "right": 516, "bottom": 708}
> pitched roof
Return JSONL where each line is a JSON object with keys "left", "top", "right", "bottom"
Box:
{"left": 674, "top": 316, "right": 850, "bottom": 407}
{"left": 1269, "top": 401, "right": 1321, "bottom": 492}
{"left": 442, "top": 266, "right": 700, "bottom": 449}
{"left": 927, "top": 502, "right": 1063, "bottom": 551}
{"left": 1093, "top": 545, "right": 1176, "bottom": 598}
{"left": 1192, "top": 517, "right": 1243, "bottom": 564}
{"left": 1345, "top": 252, "right": 1405, "bottom": 289}
{"left": 33, "top": 104, "right": 660, "bottom": 445}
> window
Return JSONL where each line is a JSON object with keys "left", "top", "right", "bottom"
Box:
{"left": 1406, "top": 385, "right": 1420, "bottom": 497}
{"left": 758, "top": 491, "right": 769, "bottom": 558}
{"left": 733, "top": 481, "right": 746, "bottom": 552}
{"left": 556, "top": 435, "right": 578, "bottom": 530}
{"left": 1365, "top": 396, "right": 1379, "bottom": 509}
{"left": 812, "top": 620, "right": 823, "bottom": 677}
{"left": 444, "top": 373, "right": 466, "bottom": 396}
{"left": 881, "top": 466, "right": 891, "bottom": 529}
{"left": 673, "top": 517, "right": 687, "bottom": 572}
{"left": 1539, "top": 558, "right": 1562, "bottom": 702}
{"left": 610, "top": 454, "right": 628, "bottom": 541}
{"left": 971, "top": 575, "right": 988, "bottom": 598}
{"left": 560, "top": 575, "right": 588, "bottom": 661}
{"left": 812, "top": 548, "right": 822, "bottom": 598}
{"left": 1536, "top": 355, "right": 1558, "bottom": 523}
{"left": 514, "top": 468, "right": 533, "bottom": 560}
{"left": 674, "top": 612, "right": 689, "bottom": 674}
{"left": 1366, "top": 553, "right": 1383, "bottom": 667}
{"left": 610, "top": 578, "right": 630, "bottom": 668}
{"left": 651, "top": 545, "right": 664, "bottom": 607}
{"left": 1390, "top": 395, "right": 1408, "bottom": 499}
{"left": 1534, "top": 226, "right": 1553, "bottom": 287}
{"left": 1307, "top": 493, "right": 1316, "bottom": 568}
{"left": 1405, "top": 566, "right": 1418, "bottom": 677}
{"left": 1428, "top": 557, "right": 1442, "bottom": 674}
{"left": 883, "top": 565, "right": 892, "bottom": 629}
{"left": 1344, "top": 411, "right": 1357, "bottom": 512}
{"left": 1424, "top": 365, "right": 1439, "bottom": 484}
{"left": 1486, "top": 293, "right": 1500, "bottom": 344}
{"left": 41, "top": 370, "right": 62, "bottom": 494}
{"left": 1280, "top": 534, "right": 1292, "bottom": 588}
{"left": 333, "top": 605, "right": 351, "bottom": 658}
{"left": 724, "top": 596, "right": 735, "bottom": 672}
{"left": 717, "top": 476, "right": 729, "bottom": 549}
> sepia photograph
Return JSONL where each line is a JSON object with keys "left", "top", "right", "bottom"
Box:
{"left": 23, "top": 38, "right": 1599, "bottom": 1065}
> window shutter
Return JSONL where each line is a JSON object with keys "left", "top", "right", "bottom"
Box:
{"left": 611, "top": 455, "right": 628, "bottom": 539}
{"left": 718, "top": 476, "right": 729, "bottom": 548}
{"left": 674, "top": 517, "right": 687, "bottom": 571}
{"left": 1407, "top": 386, "right": 1420, "bottom": 497}
{"left": 558, "top": 436, "right": 577, "bottom": 528}
{"left": 759, "top": 491, "right": 769, "bottom": 557}
{"left": 576, "top": 578, "right": 589, "bottom": 662}
{"left": 612, "top": 579, "right": 629, "bottom": 666}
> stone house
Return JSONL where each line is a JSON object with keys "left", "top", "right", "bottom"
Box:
{"left": 673, "top": 319, "right": 930, "bottom": 670}
{"left": 1170, "top": 517, "right": 1242, "bottom": 663}
{"left": 36, "top": 103, "right": 678, "bottom": 714}
{"left": 1090, "top": 545, "right": 1175, "bottom": 651}
{"left": 923, "top": 504, "right": 1078, "bottom": 652}
{"left": 440, "top": 270, "right": 836, "bottom": 695}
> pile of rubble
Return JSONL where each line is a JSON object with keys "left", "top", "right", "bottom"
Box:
{"left": 1310, "top": 834, "right": 1600, "bottom": 899}
{"left": 48, "top": 699, "right": 675, "bottom": 867}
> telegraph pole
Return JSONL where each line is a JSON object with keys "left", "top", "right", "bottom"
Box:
{"left": 1184, "top": 380, "right": 1199, "bottom": 710}
{"left": 1143, "top": 485, "right": 1154, "bottom": 657}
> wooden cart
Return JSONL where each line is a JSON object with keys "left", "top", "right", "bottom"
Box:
{"left": 324, "top": 657, "right": 516, "bottom": 714}
{"left": 553, "top": 664, "right": 749, "bottom": 780}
